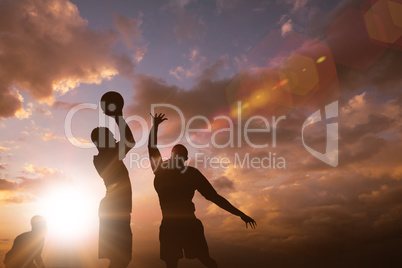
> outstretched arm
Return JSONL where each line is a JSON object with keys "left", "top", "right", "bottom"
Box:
{"left": 148, "top": 113, "right": 167, "bottom": 172}
{"left": 197, "top": 173, "right": 257, "bottom": 229}
{"left": 114, "top": 112, "right": 136, "bottom": 159}
{"left": 209, "top": 193, "right": 256, "bottom": 229}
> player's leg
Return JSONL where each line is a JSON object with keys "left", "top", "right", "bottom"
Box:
{"left": 160, "top": 220, "right": 182, "bottom": 268}
{"left": 109, "top": 258, "right": 120, "bottom": 268}
{"left": 198, "top": 255, "right": 218, "bottom": 268}
{"left": 165, "top": 258, "right": 179, "bottom": 268}
{"left": 109, "top": 254, "right": 131, "bottom": 268}
{"left": 109, "top": 248, "right": 131, "bottom": 268}
{"left": 187, "top": 218, "right": 217, "bottom": 268}
{"left": 108, "top": 215, "right": 132, "bottom": 268}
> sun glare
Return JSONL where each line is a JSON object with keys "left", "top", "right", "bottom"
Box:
{"left": 39, "top": 187, "right": 98, "bottom": 242}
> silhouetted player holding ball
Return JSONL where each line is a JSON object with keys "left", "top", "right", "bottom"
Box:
{"left": 91, "top": 91, "right": 135, "bottom": 268}
{"left": 148, "top": 113, "right": 256, "bottom": 268}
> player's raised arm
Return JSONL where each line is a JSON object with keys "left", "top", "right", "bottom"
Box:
{"left": 115, "top": 113, "right": 136, "bottom": 158}
{"left": 100, "top": 91, "right": 135, "bottom": 158}
{"left": 148, "top": 113, "right": 167, "bottom": 172}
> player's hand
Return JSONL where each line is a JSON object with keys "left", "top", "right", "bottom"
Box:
{"left": 151, "top": 113, "right": 168, "bottom": 126}
{"left": 241, "top": 214, "right": 257, "bottom": 229}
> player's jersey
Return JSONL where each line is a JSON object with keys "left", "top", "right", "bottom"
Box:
{"left": 154, "top": 159, "right": 217, "bottom": 219}
{"left": 94, "top": 146, "right": 132, "bottom": 213}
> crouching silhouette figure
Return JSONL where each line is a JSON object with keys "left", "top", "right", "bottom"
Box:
{"left": 4, "top": 215, "right": 47, "bottom": 268}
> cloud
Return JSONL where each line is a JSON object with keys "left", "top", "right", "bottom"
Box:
{"left": 212, "top": 176, "right": 235, "bottom": 191}
{"left": 199, "top": 160, "right": 402, "bottom": 267}
{"left": 304, "top": 1, "right": 402, "bottom": 95}
{"left": 162, "top": 0, "right": 204, "bottom": 42}
{"left": 173, "top": 12, "right": 205, "bottom": 42}
{"left": 0, "top": 193, "right": 35, "bottom": 204}
{"left": 0, "top": 178, "right": 17, "bottom": 191}
{"left": 216, "top": 0, "right": 243, "bottom": 14}
{"left": 169, "top": 48, "right": 206, "bottom": 79}
{"left": 278, "top": 15, "right": 293, "bottom": 37}
{"left": 168, "top": 0, "right": 193, "bottom": 9}
{"left": 288, "top": 0, "right": 309, "bottom": 13}
{"left": 129, "top": 70, "right": 231, "bottom": 126}
{"left": 0, "top": 0, "right": 401, "bottom": 265}
{"left": 114, "top": 62, "right": 402, "bottom": 268}
{"left": 109, "top": 1, "right": 402, "bottom": 266}
{"left": 42, "top": 133, "right": 58, "bottom": 141}
{"left": 0, "top": 0, "right": 135, "bottom": 119}
{"left": 0, "top": 164, "right": 72, "bottom": 204}
{"left": 279, "top": 0, "right": 320, "bottom": 31}
{"left": 114, "top": 13, "right": 148, "bottom": 63}
{"left": 196, "top": 56, "right": 229, "bottom": 82}
{"left": 0, "top": 178, "right": 35, "bottom": 204}
{"left": 15, "top": 102, "right": 34, "bottom": 120}
{"left": 114, "top": 13, "right": 144, "bottom": 47}
{"left": 128, "top": 38, "right": 402, "bottom": 264}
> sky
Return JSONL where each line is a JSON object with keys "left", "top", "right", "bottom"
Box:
{"left": 0, "top": 0, "right": 402, "bottom": 267}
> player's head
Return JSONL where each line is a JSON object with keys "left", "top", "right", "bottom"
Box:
{"left": 31, "top": 215, "right": 47, "bottom": 234}
{"left": 91, "top": 127, "right": 116, "bottom": 149}
{"left": 171, "top": 144, "right": 188, "bottom": 163}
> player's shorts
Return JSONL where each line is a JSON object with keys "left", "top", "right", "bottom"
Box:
{"left": 159, "top": 217, "right": 209, "bottom": 261}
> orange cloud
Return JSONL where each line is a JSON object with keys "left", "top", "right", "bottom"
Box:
{"left": 0, "top": 164, "right": 72, "bottom": 204}
{"left": 0, "top": 0, "right": 135, "bottom": 119}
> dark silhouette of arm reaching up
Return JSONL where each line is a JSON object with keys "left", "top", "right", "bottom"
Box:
{"left": 148, "top": 113, "right": 167, "bottom": 172}
{"left": 196, "top": 171, "right": 257, "bottom": 229}
{"left": 115, "top": 111, "right": 136, "bottom": 158}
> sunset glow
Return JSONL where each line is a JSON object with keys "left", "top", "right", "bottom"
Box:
{"left": 1, "top": 0, "right": 402, "bottom": 267}
{"left": 39, "top": 188, "right": 96, "bottom": 242}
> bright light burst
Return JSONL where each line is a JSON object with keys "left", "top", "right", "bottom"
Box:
{"left": 39, "top": 187, "right": 98, "bottom": 242}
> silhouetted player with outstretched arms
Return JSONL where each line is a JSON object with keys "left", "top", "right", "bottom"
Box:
{"left": 4, "top": 215, "right": 47, "bottom": 268}
{"left": 91, "top": 91, "right": 135, "bottom": 268}
{"left": 148, "top": 113, "right": 256, "bottom": 268}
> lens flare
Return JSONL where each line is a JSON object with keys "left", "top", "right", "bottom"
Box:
{"left": 39, "top": 187, "right": 97, "bottom": 242}
{"left": 278, "top": 53, "right": 320, "bottom": 96}
{"left": 364, "top": 0, "right": 402, "bottom": 44}
{"left": 327, "top": 8, "right": 387, "bottom": 70}
{"left": 226, "top": 32, "right": 339, "bottom": 118}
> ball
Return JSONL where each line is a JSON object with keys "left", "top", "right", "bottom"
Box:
{"left": 100, "top": 91, "right": 124, "bottom": 116}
